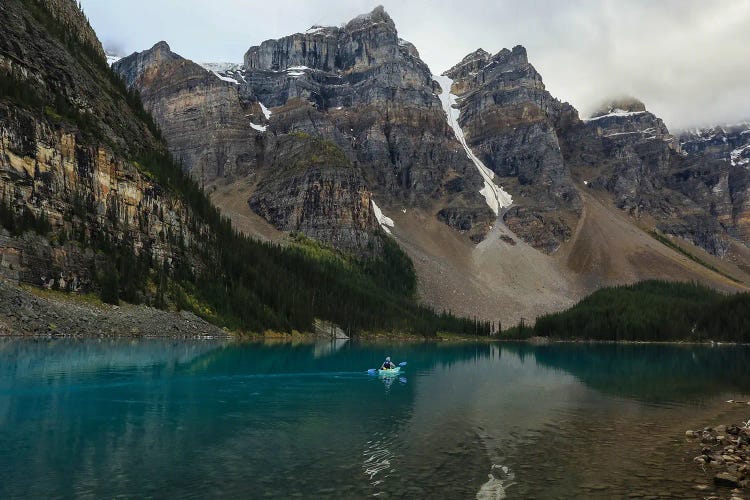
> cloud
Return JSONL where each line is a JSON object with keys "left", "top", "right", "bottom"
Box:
{"left": 81, "top": 0, "right": 750, "bottom": 130}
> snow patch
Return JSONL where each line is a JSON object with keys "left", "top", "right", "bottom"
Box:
{"left": 106, "top": 54, "right": 121, "bottom": 66}
{"left": 585, "top": 109, "right": 646, "bottom": 122}
{"left": 371, "top": 200, "right": 395, "bottom": 234}
{"left": 259, "top": 101, "right": 272, "bottom": 120}
{"left": 730, "top": 144, "right": 750, "bottom": 166}
{"left": 249, "top": 122, "right": 267, "bottom": 132}
{"left": 602, "top": 131, "right": 640, "bottom": 138}
{"left": 211, "top": 71, "right": 240, "bottom": 84}
{"left": 199, "top": 62, "right": 241, "bottom": 73}
{"left": 433, "top": 74, "right": 512, "bottom": 216}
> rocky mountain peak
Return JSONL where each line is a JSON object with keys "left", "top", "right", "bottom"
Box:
{"left": 150, "top": 41, "right": 176, "bottom": 60}
{"left": 113, "top": 41, "right": 183, "bottom": 88}
{"left": 244, "top": 6, "right": 405, "bottom": 72}
{"left": 679, "top": 122, "right": 750, "bottom": 165}
{"left": 503, "top": 45, "right": 529, "bottom": 64}
{"left": 345, "top": 5, "right": 395, "bottom": 31}
{"left": 444, "top": 48, "right": 490, "bottom": 77}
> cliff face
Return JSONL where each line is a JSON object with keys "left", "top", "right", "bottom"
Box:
{"left": 114, "top": 42, "right": 262, "bottom": 184}
{"left": 114, "top": 6, "right": 494, "bottom": 251}
{"left": 445, "top": 46, "right": 581, "bottom": 253}
{"left": 0, "top": 0, "right": 198, "bottom": 296}
{"left": 561, "top": 98, "right": 736, "bottom": 256}
{"left": 114, "top": 41, "right": 385, "bottom": 254}
{"left": 241, "top": 6, "right": 486, "bottom": 209}
{"left": 673, "top": 123, "right": 750, "bottom": 247}
{"left": 247, "top": 134, "right": 381, "bottom": 255}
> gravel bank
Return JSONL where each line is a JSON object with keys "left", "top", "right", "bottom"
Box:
{"left": 0, "top": 281, "right": 230, "bottom": 338}
{"left": 686, "top": 420, "right": 750, "bottom": 498}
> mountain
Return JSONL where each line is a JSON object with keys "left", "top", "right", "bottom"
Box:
{"left": 443, "top": 45, "right": 581, "bottom": 253}
{"left": 104, "top": 6, "right": 750, "bottom": 327}
{"left": 0, "top": 0, "right": 490, "bottom": 336}
{"left": 679, "top": 122, "right": 750, "bottom": 165}
{"left": 113, "top": 6, "right": 495, "bottom": 251}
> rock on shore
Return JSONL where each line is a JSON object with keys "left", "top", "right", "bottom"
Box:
{"left": 686, "top": 423, "right": 750, "bottom": 497}
{"left": 0, "top": 280, "right": 230, "bottom": 338}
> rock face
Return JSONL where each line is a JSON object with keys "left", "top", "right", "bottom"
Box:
{"left": 680, "top": 123, "right": 750, "bottom": 166}
{"left": 38, "top": 0, "right": 105, "bottom": 60}
{"left": 562, "top": 98, "right": 746, "bottom": 257}
{"left": 114, "top": 42, "right": 262, "bottom": 183}
{"left": 240, "top": 5, "right": 494, "bottom": 232}
{"left": 444, "top": 45, "right": 581, "bottom": 253}
{"left": 114, "top": 41, "right": 387, "bottom": 254}
{"left": 0, "top": 0, "right": 201, "bottom": 296}
{"left": 248, "top": 134, "right": 381, "bottom": 255}
{"left": 115, "top": 6, "right": 494, "bottom": 250}
{"left": 674, "top": 123, "right": 750, "bottom": 247}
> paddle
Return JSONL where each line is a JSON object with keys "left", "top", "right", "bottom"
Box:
{"left": 367, "top": 361, "right": 407, "bottom": 374}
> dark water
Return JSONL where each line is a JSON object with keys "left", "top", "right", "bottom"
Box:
{"left": 1, "top": 340, "right": 749, "bottom": 499}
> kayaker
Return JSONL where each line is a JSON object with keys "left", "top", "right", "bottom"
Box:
{"left": 380, "top": 357, "right": 395, "bottom": 370}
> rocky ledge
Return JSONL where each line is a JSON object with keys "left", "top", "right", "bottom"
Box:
{"left": 686, "top": 422, "right": 750, "bottom": 497}
{"left": 0, "top": 280, "right": 230, "bottom": 338}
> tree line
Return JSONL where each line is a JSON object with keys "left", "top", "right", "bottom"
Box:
{"left": 505, "top": 280, "right": 750, "bottom": 342}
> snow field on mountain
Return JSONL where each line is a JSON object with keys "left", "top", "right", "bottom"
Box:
{"left": 433, "top": 74, "right": 512, "bottom": 216}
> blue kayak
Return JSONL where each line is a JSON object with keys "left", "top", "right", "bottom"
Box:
{"left": 377, "top": 367, "right": 401, "bottom": 377}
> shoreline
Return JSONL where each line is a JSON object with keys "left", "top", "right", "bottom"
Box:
{"left": 2, "top": 281, "right": 749, "bottom": 346}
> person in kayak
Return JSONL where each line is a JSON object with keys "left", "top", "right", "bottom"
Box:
{"left": 380, "top": 357, "right": 396, "bottom": 370}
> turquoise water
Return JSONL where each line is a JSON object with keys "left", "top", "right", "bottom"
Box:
{"left": 1, "top": 340, "right": 750, "bottom": 499}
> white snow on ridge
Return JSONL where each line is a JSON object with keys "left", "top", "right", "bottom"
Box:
{"left": 584, "top": 109, "right": 646, "bottom": 122}
{"left": 249, "top": 122, "right": 267, "bottom": 132}
{"left": 200, "top": 62, "right": 242, "bottom": 73}
{"left": 305, "top": 26, "right": 331, "bottom": 35}
{"left": 371, "top": 199, "right": 395, "bottom": 234}
{"left": 211, "top": 71, "right": 240, "bottom": 84}
{"left": 433, "top": 74, "right": 512, "bottom": 216}
{"left": 731, "top": 144, "right": 750, "bottom": 166}
{"left": 106, "top": 54, "right": 121, "bottom": 66}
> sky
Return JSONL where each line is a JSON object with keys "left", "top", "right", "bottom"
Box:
{"left": 80, "top": 0, "right": 750, "bottom": 131}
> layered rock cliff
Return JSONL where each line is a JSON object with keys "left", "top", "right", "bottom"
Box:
{"left": 244, "top": 6, "right": 491, "bottom": 232}
{"left": 561, "top": 97, "right": 736, "bottom": 256}
{"left": 114, "top": 40, "right": 386, "bottom": 254}
{"left": 114, "top": 41, "right": 262, "bottom": 183}
{"left": 0, "top": 0, "right": 200, "bottom": 298}
{"left": 248, "top": 133, "right": 381, "bottom": 255}
{"left": 115, "top": 6, "right": 496, "bottom": 249}
{"left": 444, "top": 46, "right": 581, "bottom": 253}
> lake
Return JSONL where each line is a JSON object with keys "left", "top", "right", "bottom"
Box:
{"left": 1, "top": 339, "right": 749, "bottom": 499}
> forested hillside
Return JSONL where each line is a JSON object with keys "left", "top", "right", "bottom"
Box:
{"left": 520, "top": 281, "right": 750, "bottom": 342}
